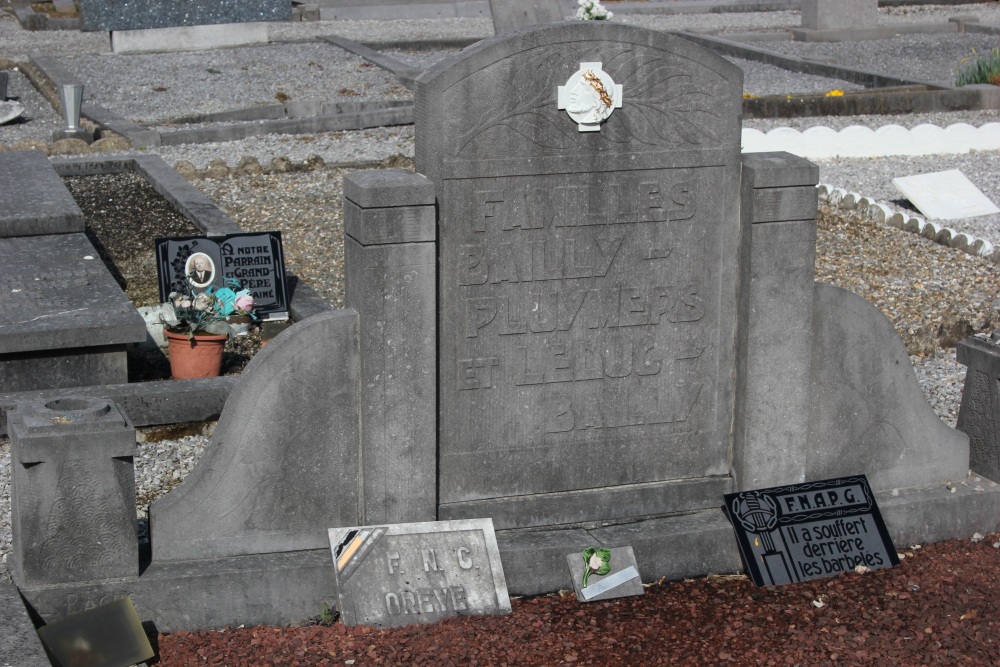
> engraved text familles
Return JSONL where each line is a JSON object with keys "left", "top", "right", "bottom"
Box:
{"left": 452, "top": 173, "right": 713, "bottom": 435}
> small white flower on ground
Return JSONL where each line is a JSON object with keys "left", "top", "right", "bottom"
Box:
{"left": 576, "top": 0, "right": 613, "bottom": 20}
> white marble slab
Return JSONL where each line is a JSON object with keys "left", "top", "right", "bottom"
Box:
{"left": 892, "top": 169, "right": 1000, "bottom": 220}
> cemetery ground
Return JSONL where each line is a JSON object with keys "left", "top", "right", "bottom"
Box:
{"left": 157, "top": 532, "right": 1000, "bottom": 665}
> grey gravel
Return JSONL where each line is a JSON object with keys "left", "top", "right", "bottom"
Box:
{"left": 726, "top": 56, "right": 864, "bottom": 96}
{"left": 0, "top": 68, "right": 63, "bottom": 145}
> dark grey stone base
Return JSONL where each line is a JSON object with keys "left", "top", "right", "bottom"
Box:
{"left": 0, "top": 344, "right": 128, "bottom": 394}
{"left": 15, "top": 481, "right": 1000, "bottom": 631}
{"left": 16, "top": 550, "right": 337, "bottom": 633}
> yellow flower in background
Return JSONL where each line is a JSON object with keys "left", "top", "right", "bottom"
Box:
{"left": 825, "top": 89, "right": 845, "bottom": 97}
{"left": 743, "top": 93, "right": 755, "bottom": 99}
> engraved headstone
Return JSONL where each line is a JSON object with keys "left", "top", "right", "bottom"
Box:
{"left": 155, "top": 232, "right": 289, "bottom": 319}
{"left": 723, "top": 475, "right": 899, "bottom": 587}
{"left": 419, "top": 22, "right": 745, "bottom": 530}
{"left": 565, "top": 546, "right": 644, "bottom": 602}
{"left": 329, "top": 519, "right": 511, "bottom": 628}
{"left": 892, "top": 169, "right": 1000, "bottom": 221}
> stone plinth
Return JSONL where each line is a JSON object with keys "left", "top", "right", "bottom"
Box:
{"left": 344, "top": 170, "right": 437, "bottom": 525}
{"left": 10, "top": 397, "right": 138, "bottom": 587}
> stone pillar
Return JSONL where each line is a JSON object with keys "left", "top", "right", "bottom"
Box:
{"left": 957, "top": 337, "right": 1000, "bottom": 483}
{"left": 736, "top": 152, "right": 819, "bottom": 490}
{"left": 344, "top": 170, "right": 437, "bottom": 524}
{"left": 10, "top": 397, "right": 137, "bottom": 587}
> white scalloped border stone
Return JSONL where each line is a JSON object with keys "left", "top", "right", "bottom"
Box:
{"left": 817, "top": 183, "right": 1000, "bottom": 264}
{"left": 743, "top": 123, "right": 1000, "bottom": 159}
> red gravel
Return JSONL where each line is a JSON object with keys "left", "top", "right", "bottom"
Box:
{"left": 155, "top": 534, "right": 1000, "bottom": 666}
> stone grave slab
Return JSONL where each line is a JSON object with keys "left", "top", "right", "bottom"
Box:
{"left": 418, "top": 22, "right": 746, "bottom": 529}
{"left": 79, "top": 0, "right": 290, "bottom": 31}
{"left": 724, "top": 475, "right": 899, "bottom": 586}
{"left": 329, "top": 518, "right": 510, "bottom": 627}
{"left": 892, "top": 169, "right": 1000, "bottom": 220}
{"left": 0, "top": 234, "right": 147, "bottom": 392}
{"left": 565, "top": 545, "right": 644, "bottom": 602}
{"left": 0, "top": 151, "right": 84, "bottom": 237}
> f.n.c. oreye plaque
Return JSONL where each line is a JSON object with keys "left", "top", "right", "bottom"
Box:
{"left": 329, "top": 519, "right": 511, "bottom": 628}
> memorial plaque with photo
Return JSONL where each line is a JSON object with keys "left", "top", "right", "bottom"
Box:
{"left": 155, "top": 232, "right": 288, "bottom": 318}
{"left": 723, "top": 475, "right": 899, "bottom": 587}
{"left": 329, "top": 519, "right": 511, "bottom": 628}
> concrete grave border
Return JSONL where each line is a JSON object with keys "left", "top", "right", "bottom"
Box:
{"left": 0, "top": 153, "right": 334, "bottom": 436}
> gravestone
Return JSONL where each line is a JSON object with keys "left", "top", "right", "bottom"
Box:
{"left": 0, "top": 234, "right": 147, "bottom": 393}
{"left": 0, "top": 151, "right": 84, "bottom": 237}
{"left": 892, "top": 170, "right": 1000, "bottom": 220}
{"left": 489, "top": 0, "right": 569, "bottom": 34}
{"left": 801, "top": 0, "right": 877, "bottom": 31}
{"left": 419, "top": 22, "right": 746, "bottom": 530}
{"left": 151, "top": 310, "right": 361, "bottom": 561}
{"left": 957, "top": 337, "right": 1000, "bottom": 483}
{"left": 329, "top": 519, "right": 510, "bottom": 627}
{"left": 724, "top": 476, "right": 899, "bottom": 586}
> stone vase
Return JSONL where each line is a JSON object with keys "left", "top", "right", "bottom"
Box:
{"left": 165, "top": 330, "right": 227, "bottom": 379}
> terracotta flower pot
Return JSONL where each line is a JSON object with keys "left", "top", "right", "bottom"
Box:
{"left": 165, "top": 330, "right": 227, "bottom": 379}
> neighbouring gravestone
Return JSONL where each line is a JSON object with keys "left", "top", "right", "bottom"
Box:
{"left": 724, "top": 476, "right": 899, "bottom": 586}
{"left": 36, "top": 598, "right": 154, "bottom": 667}
{"left": 489, "top": 0, "right": 569, "bottom": 34}
{"left": 0, "top": 234, "right": 147, "bottom": 393}
{"left": 0, "top": 151, "right": 85, "bottom": 237}
{"left": 957, "top": 337, "right": 1000, "bottom": 483}
{"left": 419, "top": 22, "right": 745, "bottom": 530}
{"left": 892, "top": 170, "right": 1000, "bottom": 221}
{"left": 78, "top": 0, "right": 290, "bottom": 31}
{"left": 801, "top": 0, "right": 877, "bottom": 31}
{"left": 328, "top": 519, "right": 510, "bottom": 627}
{"left": 565, "top": 546, "right": 644, "bottom": 602}
{"left": 151, "top": 310, "right": 361, "bottom": 561}
{"left": 9, "top": 397, "right": 138, "bottom": 587}
{"left": 156, "top": 232, "right": 289, "bottom": 319}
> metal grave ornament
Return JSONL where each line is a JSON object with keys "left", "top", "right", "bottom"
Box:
{"left": 557, "top": 61, "right": 623, "bottom": 131}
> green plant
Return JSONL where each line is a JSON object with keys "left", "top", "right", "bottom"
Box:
{"left": 581, "top": 547, "right": 611, "bottom": 588}
{"left": 318, "top": 602, "right": 335, "bottom": 625}
{"left": 956, "top": 48, "right": 1000, "bottom": 87}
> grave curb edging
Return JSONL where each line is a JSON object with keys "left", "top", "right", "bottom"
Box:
{"left": 817, "top": 182, "right": 1000, "bottom": 264}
